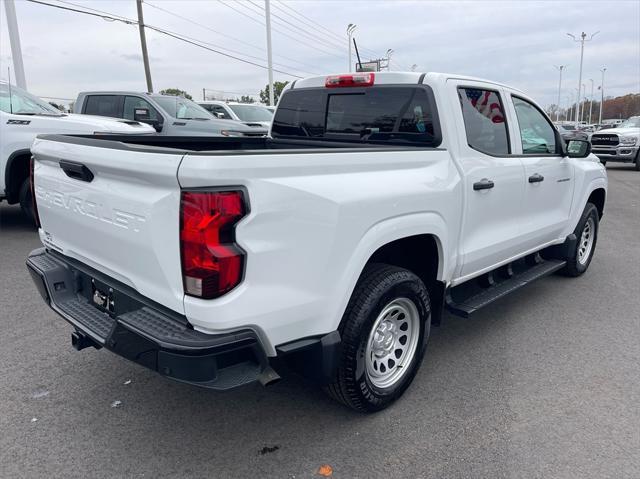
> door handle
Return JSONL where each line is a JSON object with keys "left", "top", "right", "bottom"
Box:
{"left": 528, "top": 173, "right": 545, "bottom": 183}
{"left": 59, "top": 160, "right": 94, "bottom": 183}
{"left": 473, "top": 178, "right": 495, "bottom": 191}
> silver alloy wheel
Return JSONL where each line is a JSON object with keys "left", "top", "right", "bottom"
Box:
{"left": 365, "top": 297, "right": 420, "bottom": 389}
{"left": 578, "top": 216, "right": 595, "bottom": 266}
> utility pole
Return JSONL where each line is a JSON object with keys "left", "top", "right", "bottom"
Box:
{"left": 265, "top": 0, "right": 274, "bottom": 105}
{"left": 347, "top": 24, "right": 357, "bottom": 72}
{"left": 386, "top": 49, "right": 394, "bottom": 71}
{"left": 554, "top": 65, "right": 567, "bottom": 122}
{"left": 567, "top": 31, "right": 599, "bottom": 124}
{"left": 598, "top": 67, "right": 606, "bottom": 125}
{"left": 588, "top": 79, "right": 594, "bottom": 124}
{"left": 3, "top": 0, "right": 27, "bottom": 89}
{"left": 136, "top": 0, "right": 153, "bottom": 92}
{"left": 203, "top": 88, "right": 206, "bottom": 101}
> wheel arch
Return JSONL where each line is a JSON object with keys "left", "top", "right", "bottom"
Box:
{"left": 333, "top": 213, "right": 449, "bottom": 331}
{"left": 587, "top": 188, "right": 606, "bottom": 219}
{"left": 4, "top": 148, "right": 32, "bottom": 204}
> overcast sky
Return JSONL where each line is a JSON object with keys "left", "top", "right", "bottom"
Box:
{"left": 1, "top": 0, "right": 639, "bottom": 108}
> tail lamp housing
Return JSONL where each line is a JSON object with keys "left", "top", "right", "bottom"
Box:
{"left": 30, "top": 156, "right": 41, "bottom": 228}
{"left": 325, "top": 73, "right": 375, "bottom": 88}
{"left": 180, "top": 190, "right": 247, "bottom": 299}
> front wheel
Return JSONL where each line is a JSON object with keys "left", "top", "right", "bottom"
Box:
{"left": 634, "top": 151, "right": 640, "bottom": 171}
{"left": 324, "top": 264, "right": 430, "bottom": 412}
{"left": 561, "top": 202, "right": 599, "bottom": 277}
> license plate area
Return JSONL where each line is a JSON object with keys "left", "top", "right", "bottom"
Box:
{"left": 91, "top": 278, "right": 115, "bottom": 314}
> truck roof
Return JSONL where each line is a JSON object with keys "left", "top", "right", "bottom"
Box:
{"left": 291, "top": 71, "right": 524, "bottom": 94}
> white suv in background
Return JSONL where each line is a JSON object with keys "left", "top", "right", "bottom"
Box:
{"left": 199, "top": 101, "right": 273, "bottom": 128}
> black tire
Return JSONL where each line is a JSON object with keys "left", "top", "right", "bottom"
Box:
{"left": 600, "top": 159, "right": 607, "bottom": 166}
{"left": 561, "top": 202, "right": 599, "bottom": 277}
{"left": 18, "top": 178, "right": 35, "bottom": 224}
{"left": 324, "top": 263, "right": 430, "bottom": 412}
{"left": 634, "top": 151, "right": 640, "bottom": 171}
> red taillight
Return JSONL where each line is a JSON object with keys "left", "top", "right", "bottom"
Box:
{"left": 325, "top": 73, "right": 375, "bottom": 88}
{"left": 30, "top": 157, "right": 41, "bottom": 228}
{"left": 180, "top": 190, "right": 247, "bottom": 299}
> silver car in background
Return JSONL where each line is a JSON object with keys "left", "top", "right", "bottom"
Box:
{"left": 199, "top": 100, "right": 274, "bottom": 128}
{"left": 75, "top": 92, "right": 268, "bottom": 137}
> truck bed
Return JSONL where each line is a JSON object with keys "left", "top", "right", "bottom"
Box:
{"left": 37, "top": 134, "right": 439, "bottom": 154}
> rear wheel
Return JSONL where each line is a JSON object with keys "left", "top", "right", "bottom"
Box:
{"left": 561, "top": 202, "right": 599, "bottom": 277}
{"left": 19, "top": 178, "right": 35, "bottom": 224}
{"left": 325, "top": 264, "right": 430, "bottom": 412}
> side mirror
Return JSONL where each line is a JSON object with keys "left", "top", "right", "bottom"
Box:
{"left": 133, "top": 108, "right": 150, "bottom": 121}
{"left": 134, "top": 108, "right": 163, "bottom": 132}
{"left": 566, "top": 139, "right": 591, "bottom": 158}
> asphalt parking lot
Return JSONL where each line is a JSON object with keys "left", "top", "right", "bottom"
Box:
{"left": 1, "top": 165, "right": 638, "bottom": 479}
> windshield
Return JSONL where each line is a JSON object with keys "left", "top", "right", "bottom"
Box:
{"left": 153, "top": 96, "right": 211, "bottom": 120}
{"left": 0, "top": 83, "right": 62, "bottom": 115}
{"left": 618, "top": 117, "right": 640, "bottom": 128}
{"left": 228, "top": 104, "right": 273, "bottom": 122}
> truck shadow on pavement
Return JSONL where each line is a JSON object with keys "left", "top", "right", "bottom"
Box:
{"left": 0, "top": 204, "right": 36, "bottom": 233}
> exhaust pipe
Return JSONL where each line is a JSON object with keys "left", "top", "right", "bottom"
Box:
{"left": 258, "top": 366, "right": 281, "bottom": 387}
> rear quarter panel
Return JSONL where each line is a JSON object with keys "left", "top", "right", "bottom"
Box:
{"left": 179, "top": 148, "right": 462, "bottom": 353}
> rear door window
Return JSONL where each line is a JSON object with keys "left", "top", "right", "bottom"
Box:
{"left": 458, "top": 87, "right": 509, "bottom": 156}
{"left": 272, "top": 87, "right": 440, "bottom": 145}
{"left": 83, "top": 95, "right": 123, "bottom": 118}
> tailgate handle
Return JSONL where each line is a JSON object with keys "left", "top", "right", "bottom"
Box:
{"left": 59, "top": 160, "right": 94, "bottom": 183}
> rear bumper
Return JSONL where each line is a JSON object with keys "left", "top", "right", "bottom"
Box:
{"left": 591, "top": 145, "right": 638, "bottom": 162}
{"left": 26, "top": 248, "right": 273, "bottom": 390}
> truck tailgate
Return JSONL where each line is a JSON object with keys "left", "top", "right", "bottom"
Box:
{"left": 31, "top": 137, "right": 186, "bottom": 314}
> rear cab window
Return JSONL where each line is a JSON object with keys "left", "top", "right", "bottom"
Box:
{"left": 83, "top": 95, "right": 123, "bottom": 118}
{"left": 272, "top": 86, "right": 441, "bottom": 146}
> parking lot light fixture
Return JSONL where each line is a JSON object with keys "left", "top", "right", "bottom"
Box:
{"left": 567, "top": 31, "right": 599, "bottom": 123}
{"left": 554, "top": 65, "right": 567, "bottom": 122}
{"left": 347, "top": 24, "right": 357, "bottom": 72}
{"left": 599, "top": 67, "right": 606, "bottom": 125}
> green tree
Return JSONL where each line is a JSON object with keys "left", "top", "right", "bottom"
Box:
{"left": 159, "top": 88, "right": 193, "bottom": 100}
{"left": 260, "top": 81, "right": 289, "bottom": 105}
{"left": 240, "top": 95, "right": 255, "bottom": 104}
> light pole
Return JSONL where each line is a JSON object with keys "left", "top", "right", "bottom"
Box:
{"left": 554, "top": 65, "right": 567, "bottom": 122}
{"left": 347, "top": 24, "right": 357, "bottom": 72}
{"left": 567, "top": 31, "right": 599, "bottom": 123}
{"left": 598, "top": 67, "right": 606, "bottom": 125}
{"left": 588, "top": 79, "right": 594, "bottom": 124}
{"left": 3, "top": 0, "right": 27, "bottom": 89}
{"left": 265, "top": 0, "right": 274, "bottom": 106}
{"left": 565, "top": 94, "right": 573, "bottom": 121}
{"left": 581, "top": 83, "right": 586, "bottom": 123}
{"left": 386, "top": 49, "right": 394, "bottom": 71}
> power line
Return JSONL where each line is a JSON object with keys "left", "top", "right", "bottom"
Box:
{"left": 240, "top": 0, "right": 345, "bottom": 57}
{"left": 273, "top": 0, "right": 385, "bottom": 61}
{"left": 247, "top": 0, "right": 346, "bottom": 52}
{"left": 25, "top": 0, "right": 304, "bottom": 78}
{"left": 144, "top": 0, "right": 320, "bottom": 72}
{"left": 216, "top": 0, "right": 344, "bottom": 60}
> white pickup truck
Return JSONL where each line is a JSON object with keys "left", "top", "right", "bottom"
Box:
{"left": 1, "top": 82, "right": 154, "bottom": 220}
{"left": 27, "top": 72, "right": 607, "bottom": 412}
